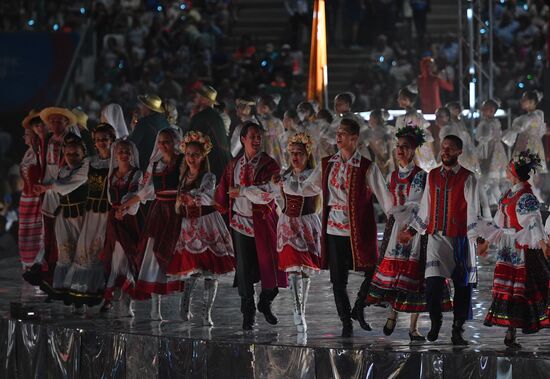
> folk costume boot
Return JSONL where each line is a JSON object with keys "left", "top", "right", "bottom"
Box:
{"left": 301, "top": 276, "right": 311, "bottom": 332}
{"left": 150, "top": 294, "right": 163, "bottom": 320}
{"left": 333, "top": 284, "right": 353, "bottom": 337}
{"left": 289, "top": 274, "right": 305, "bottom": 333}
{"left": 504, "top": 327, "right": 521, "bottom": 349}
{"left": 350, "top": 274, "right": 373, "bottom": 331}
{"left": 451, "top": 319, "right": 468, "bottom": 346}
{"left": 258, "top": 288, "right": 279, "bottom": 325}
{"left": 121, "top": 293, "right": 135, "bottom": 318}
{"left": 180, "top": 276, "right": 198, "bottom": 321}
{"left": 202, "top": 279, "right": 218, "bottom": 326}
{"left": 241, "top": 297, "right": 256, "bottom": 330}
{"left": 427, "top": 312, "right": 442, "bottom": 342}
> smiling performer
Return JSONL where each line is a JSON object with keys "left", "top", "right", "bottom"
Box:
{"left": 300, "top": 117, "right": 393, "bottom": 337}
{"left": 215, "top": 121, "right": 287, "bottom": 330}
{"left": 400, "top": 134, "right": 480, "bottom": 346}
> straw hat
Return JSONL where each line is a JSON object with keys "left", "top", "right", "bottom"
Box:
{"left": 197, "top": 85, "right": 218, "bottom": 105}
{"left": 39, "top": 107, "right": 77, "bottom": 126}
{"left": 22, "top": 109, "right": 42, "bottom": 129}
{"left": 72, "top": 108, "right": 89, "bottom": 129}
{"left": 138, "top": 94, "right": 164, "bottom": 113}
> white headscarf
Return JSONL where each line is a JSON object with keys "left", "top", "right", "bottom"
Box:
{"left": 101, "top": 103, "right": 129, "bottom": 139}
{"left": 148, "top": 127, "right": 183, "bottom": 164}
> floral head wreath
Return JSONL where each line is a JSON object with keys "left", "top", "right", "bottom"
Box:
{"left": 395, "top": 123, "right": 426, "bottom": 147}
{"left": 287, "top": 132, "right": 313, "bottom": 155}
{"left": 510, "top": 149, "right": 542, "bottom": 176}
{"left": 180, "top": 131, "right": 213, "bottom": 156}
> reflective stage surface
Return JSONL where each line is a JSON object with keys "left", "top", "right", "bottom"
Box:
{"left": 1, "top": 255, "right": 550, "bottom": 378}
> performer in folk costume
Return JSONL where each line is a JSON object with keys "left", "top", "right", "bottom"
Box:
{"left": 64, "top": 124, "right": 116, "bottom": 311}
{"left": 477, "top": 151, "right": 550, "bottom": 348}
{"left": 441, "top": 103, "right": 480, "bottom": 176}
{"left": 367, "top": 124, "right": 452, "bottom": 341}
{"left": 394, "top": 86, "right": 437, "bottom": 172}
{"left": 301, "top": 117, "right": 393, "bottom": 337}
{"left": 167, "top": 131, "right": 235, "bottom": 327}
{"left": 256, "top": 94, "right": 287, "bottom": 169}
{"left": 365, "top": 109, "right": 393, "bottom": 177}
{"left": 476, "top": 99, "right": 508, "bottom": 209}
{"left": 400, "top": 134, "right": 480, "bottom": 346}
{"left": 296, "top": 101, "right": 333, "bottom": 162}
{"left": 215, "top": 122, "right": 288, "bottom": 330}
{"left": 230, "top": 97, "right": 255, "bottom": 158}
{"left": 100, "top": 139, "right": 143, "bottom": 317}
{"left": 119, "top": 128, "right": 184, "bottom": 320}
{"left": 503, "top": 91, "right": 546, "bottom": 172}
{"left": 29, "top": 108, "right": 77, "bottom": 290}
{"left": 19, "top": 111, "right": 45, "bottom": 269}
{"left": 34, "top": 134, "right": 89, "bottom": 302}
{"left": 256, "top": 133, "right": 322, "bottom": 333}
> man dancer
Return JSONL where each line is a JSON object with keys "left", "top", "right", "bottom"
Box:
{"left": 216, "top": 122, "right": 287, "bottom": 330}
{"left": 399, "top": 135, "right": 480, "bottom": 346}
{"left": 304, "top": 117, "right": 392, "bottom": 337}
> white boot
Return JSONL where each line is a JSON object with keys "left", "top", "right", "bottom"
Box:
{"left": 121, "top": 293, "right": 135, "bottom": 318}
{"left": 289, "top": 274, "right": 304, "bottom": 333}
{"left": 180, "top": 277, "right": 197, "bottom": 321}
{"left": 202, "top": 279, "right": 218, "bottom": 326}
{"left": 301, "top": 276, "right": 310, "bottom": 333}
{"left": 150, "top": 294, "right": 162, "bottom": 320}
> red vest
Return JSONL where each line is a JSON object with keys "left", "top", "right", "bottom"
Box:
{"left": 388, "top": 165, "right": 423, "bottom": 206}
{"left": 426, "top": 166, "right": 471, "bottom": 237}
{"left": 501, "top": 184, "right": 533, "bottom": 232}
{"left": 321, "top": 155, "right": 378, "bottom": 270}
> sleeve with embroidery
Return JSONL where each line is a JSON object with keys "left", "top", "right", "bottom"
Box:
{"left": 366, "top": 162, "right": 393, "bottom": 216}
{"left": 136, "top": 161, "right": 155, "bottom": 202}
{"left": 121, "top": 170, "right": 143, "bottom": 216}
{"left": 51, "top": 159, "right": 89, "bottom": 195}
{"left": 240, "top": 182, "right": 278, "bottom": 205}
{"left": 410, "top": 171, "right": 431, "bottom": 234}
{"left": 191, "top": 173, "right": 217, "bottom": 206}
{"left": 392, "top": 170, "right": 426, "bottom": 226}
{"left": 515, "top": 193, "right": 545, "bottom": 248}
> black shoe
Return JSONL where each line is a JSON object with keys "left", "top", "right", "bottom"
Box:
{"left": 100, "top": 301, "right": 112, "bottom": 313}
{"left": 427, "top": 315, "right": 442, "bottom": 342}
{"left": 242, "top": 315, "right": 255, "bottom": 330}
{"left": 341, "top": 319, "right": 353, "bottom": 338}
{"left": 451, "top": 320, "right": 468, "bottom": 346}
{"left": 383, "top": 317, "right": 397, "bottom": 336}
{"left": 257, "top": 300, "right": 278, "bottom": 325}
{"left": 409, "top": 330, "right": 427, "bottom": 342}
{"left": 504, "top": 328, "right": 521, "bottom": 349}
{"left": 350, "top": 303, "right": 372, "bottom": 331}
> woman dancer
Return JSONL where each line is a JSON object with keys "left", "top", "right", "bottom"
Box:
{"left": 65, "top": 124, "right": 116, "bottom": 310}
{"left": 167, "top": 131, "right": 235, "bottom": 326}
{"left": 19, "top": 112, "right": 44, "bottom": 269}
{"left": 100, "top": 139, "right": 143, "bottom": 316}
{"left": 365, "top": 109, "right": 393, "bottom": 177}
{"left": 257, "top": 94, "right": 287, "bottom": 168}
{"left": 478, "top": 151, "right": 549, "bottom": 348}
{"left": 275, "top": 133, "right": 322, "bottom": 333}
{"left": 120, "top": 128, "right": 184, "bottom": 320}
{"left": 367, "top": 124, "right": 451, "bottom": 341}
{"left": 33, "top": 134, "right": 89, "bottom": 301}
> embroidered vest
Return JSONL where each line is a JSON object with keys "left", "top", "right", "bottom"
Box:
{"left": 388, "top": 165, "right": 422, "bottom": 206}
{"left": 86, "top": 165, "right": 110, "bottom": 213}
{"left": 426, "top": 166, "right": 470, "bottom": 237}
{"left": 59, "top": 182, "right": 88, "bottom": 218}
{"left": 283, "top": 194, "right": 317, "bottom": 217}
{"left": 501, "top": 184, "right": 533, "bottom": 232}
{"left": 109, "top": 169, "right": 138, "bottom": 206}
{"left": 152, "top": 154, "right": 183, "bottom": 199}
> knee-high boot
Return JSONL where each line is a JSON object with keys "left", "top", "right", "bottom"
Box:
{"left": 202, "top": 278, "right": 218, "bottom": 326}
{"left": 289, "top": 274, "right": 304, "bottom": 333}
{"left": 150, "top": 293, "right": 162, "bottom": 320}
{"left": 180, "top": 277, "right": 198, "bottom": 321}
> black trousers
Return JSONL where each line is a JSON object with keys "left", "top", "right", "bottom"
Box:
{"left": 327, "top": 235, "right": 374, "bottom": 320}
{"left": 232, "top": 231, "right": 278, "bottom": 310}
{"left": 425, "top": 276, "right": 472, "bottom": 322}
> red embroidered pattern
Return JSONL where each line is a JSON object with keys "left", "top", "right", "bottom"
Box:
{"left": 230, "top": 218, "right": 254, "bottom": 235}
{"left": 327, "top": 219, "right": 350, "bottom": 231}
{"left": 329, "top": 162, "right": 351, "bottom": 190}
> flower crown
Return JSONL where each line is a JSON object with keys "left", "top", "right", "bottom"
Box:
{"left": 181, "top": 131, "right": 213, "bottom": 155}
{"left": 395, "top": 123, "right": 426, "bottom": 147}
{"left": 511, "top": 149, "right": 542, "bottom": 173}
{"left": 287, "top": 132, "right": 313, "bottom": 155}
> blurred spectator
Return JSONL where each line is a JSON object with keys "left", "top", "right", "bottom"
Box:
{"left": 0, "top": 215, "right": 17, "bottom": 259}
{"left": 285, "top": 0, "right": 309, "bottom": 49}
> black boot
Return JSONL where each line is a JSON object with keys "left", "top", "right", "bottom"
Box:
{"left": 257, "top": 288, "right": 278, "bottom": 325}
{"left": 241, "top": 297, "right": 256, "bottom": 330}
{"left": 451, "top": 319, "right": 468, "bottom": 346}
{"left": 504, "top": 327, "right": 521, "bottom": 349}
{"left": 333, "top": 284, "right": 353, "bottom": 337}
{"left": 350, "top": 274, "right": 373, "bottom": 331}
{"left": 427, "top": 312, "right": 442, "bottom": 342}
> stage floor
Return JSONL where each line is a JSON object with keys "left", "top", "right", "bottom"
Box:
{"left": 2, "top": 255, "right": 550, "bottom": 378}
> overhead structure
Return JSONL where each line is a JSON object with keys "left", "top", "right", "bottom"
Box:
{"left": 458, "top": 0, "right": 494, "bottom": 127}
{"left": 307, "top": 0, "right": 328, "bottom": 108}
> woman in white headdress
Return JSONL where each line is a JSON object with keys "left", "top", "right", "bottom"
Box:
{"left": 101, "top": 103, "right": 129, "bottom": 139}
{"left": 119, "top": 128, "right": 184, "bottom": 320}
{"left": 100, "top": 139, "right": 143, "bottom": 317}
